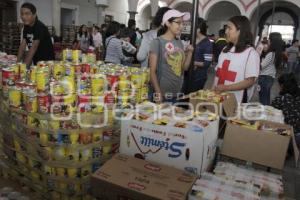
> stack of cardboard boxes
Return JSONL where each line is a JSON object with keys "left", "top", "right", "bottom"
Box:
{"left": 91, "top": 90, "right": 299, "bottom": 200}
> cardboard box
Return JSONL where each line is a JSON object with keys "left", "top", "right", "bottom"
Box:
{"left": 119, "top": 117, "right": 219, "bottom": 175}
{"left": 91, "top": 154, "right": 197, "bottom": 200}
{"left": 183, "top": 91, "right": 237, "bottom": 117}
{"left": 221, "top": 120, "right": 299, "bottom": 170}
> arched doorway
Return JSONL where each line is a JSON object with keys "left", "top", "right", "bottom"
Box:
{"left": 250, "top": 1, "right": 300, "bottom": 42}
{"left": 137, "top": 4, "right": 151, "bottom": 30}
{"left": 206, "top": 1, "right": 241, "bottom": 35}
{"left": 173, "top": 2, "right": 193, "bottom": 15}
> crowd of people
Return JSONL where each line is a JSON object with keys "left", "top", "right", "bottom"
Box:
{"left": 16, "top": 3, "right": 300, "bottom": 146}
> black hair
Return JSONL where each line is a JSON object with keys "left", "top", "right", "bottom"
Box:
{"left": 219, "top": 29, "right": 225, "bottom": 38}
{"left": 292, "top": 39, "right": 299, "bottom": 45}
{"left": 94, "top": 26, "right": 100, "bottom": 32}
{"left": 157, "top": 17, "right": 177, "bottom": 37}
{"left": 278, "top": 73, "right": 300, "bottom": 97}
{"left": 21, "top": 2, "right": 37, "bottom": 15}
{"left": 268, "top": 32, "right": 284, "bottom": 68}
{"left": 101, "top": 24, "right": 107, "bottom": 29}
{"left": 152, "top": 7, "right": 172, "bottom": 28}
{"left": 223, "top": 16, "right": 253, "bottom": 53}
{"left": 79, "top": 25, "right": 88, "bottom": 38}
{"left": 106, "top": 21, "right": 120, "bottom": 38}
{"left": 119, "top": 28, "right": 131, "bottom": 38}
{"left": 128, "top": 19, "right": 136, "bottom": 29}
{"left": 197, "top": 18, "right": 207, "bottom": 36}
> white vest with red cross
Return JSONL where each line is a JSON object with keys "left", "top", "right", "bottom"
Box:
{"left": 214, "top": 47, "right": 260, "bottom": 103}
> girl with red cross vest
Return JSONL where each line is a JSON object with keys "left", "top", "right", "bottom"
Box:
{"left": 213, "top": 16, "right": 260, "bottom": 103}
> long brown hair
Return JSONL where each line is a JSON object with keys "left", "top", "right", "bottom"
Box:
{"left": 223, "top": 16, "right": 253, "bottom": 53}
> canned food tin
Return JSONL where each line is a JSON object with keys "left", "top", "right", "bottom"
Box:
{"left": 74, "top": 64, "right": 82, "bottom": 74}
{"left": 91, "top": 97, "right": 104, "bottom": 113}
{"left": 16, "top": 152, "right": 27, "bottom": 163}
{"left": 102, "top": 145, "right": 112, "bottom": 155}
{"left": 92, "top": 147, "right": 101, "bottom": 158}
{"left": 68, "top": 183, "right": 81, "bottom": 193}
{"left": 65, "top": 148, "right": 80, "bottom": 161}
{"left": 66, "top": 168, "right": 78, "bottom": 178}
{"left": 61, "top": 76, "right": 75, "bottom": 94}
{"left": 29, "top": 66, "right": 37, "bottom": 82}
{"left": 80, "top": 148, "right": 92, "bottom": 161}
{"left": 87, "top": 53, "right": 96, "bottom": 63}
{"left": 39, "top": 132, "right": 49, "bottom": 145}
{"left": 36, "top": 68, "right": 49, "bottom": 92}
{"left": 81, "top": 165, "right": 92, "bottom": 177}
{"left": 51, "top": 95, "right": 64, "bottom": 114}
{"left": 72, "top": 50, "right": 81, "bottom": 63}
{"left": 53, "top": 63, "right": 65, "bottom": 80}
{"left": 93, "top": 130, "right": 103, "bottom": 142}
{"left": 81, "top": 53, "right": 87, "bottom": 63}
{"left": 19, "top": 63, "right": 27, "bottom": 80}
{"left": 11, "top": 64, "right": 20, "bottom": 80}
{"left": 50, "top": 132, "right": 65, "bottom": 144}
{"left": 8, "top": 86, "right": 21, "bottom": 108}
{"left": 56, "top": 167, "right": 66, "bottom": 177}
{"left": 0, "top": 67, "right": 2, "bottom": 89}
{"left": 57, "top": 182, "right": 68, "bottom": 191}
{"left": 44, "top": 165, "right": 54, "bottom": 175}
{"left": 81, "top": 63, "right": 91, "bottom": 74}
{"left": 37, "top": 93, "right": 50, "bottom": 113}
{"left": 69, "top": 132, "right": 79, "bottom": 144}
{"left": 49, "top": 120, "right": 60, "bottom": 129}
{"left": 92, "top": 163, "right": 101, "bottom": 172}
{"left": 131, "top": 72, "right": 142, "bottom": 89}
{"left": 104, "top": 91, "right": 116, "bottom": 105}
{"left": 91, "top": 75, "right": 105, "bottom": 96}
{"left": 63, "top": 49, "right": 72, "bottom": 62}
{"left": 2, "top": 67, "right": 15, "bottom": 87}
{"left": 106, "top": 74, "right": 119, "bottom": 90}
{"left": 28, "top": 158, "right": 40, "bottom": 169}
{"left": 65, "top": 64, "right": 75, "bottom": 77}
{"left": 24, "top": 91, "right": 38, "bottom": 113}
{"left": 13, "top": 140, "right": 21, "bottom": 151}
{"left": 64, "top": 93, "right": 76, "bottom": 113}
{"left": 53, "top": 147, "right": 66, "bottom": 160}
{"left": 78, "top": 95, "right": 91, "bottom": 112}
{"left": 79, "top": 133, "right": 92, "bottom": 144}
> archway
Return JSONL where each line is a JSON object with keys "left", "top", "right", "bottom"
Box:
{"left": 250, "top": 1, "right": 300, "bottom": 41}
{"left": 137, "top": 4, "right": 151, "bottom": 30}
{"left": 206, "top": 1, "right": 241, "bottom": 35}
{"left": 173, "top": 1, "right": 193, "bottom": 15}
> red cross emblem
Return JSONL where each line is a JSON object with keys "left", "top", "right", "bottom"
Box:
{"left": 216, "top": 59, "right": 237, "bottom": 85}
{"left": 165, "top": 42, "right": 174, "bottom": 52}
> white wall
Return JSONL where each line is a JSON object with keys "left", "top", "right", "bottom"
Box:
{"left": 105, "top": 0, "right": 129, "bottom": 25}
{"left": 265, "top": 12, "right": 294, "bottom": 26}
{"left": 62, "top": 0, "right": 98, "bottom": 26}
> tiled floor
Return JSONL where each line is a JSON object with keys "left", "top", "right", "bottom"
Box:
{"left": 204, "top": 66, "right": 300, "bottom": 200}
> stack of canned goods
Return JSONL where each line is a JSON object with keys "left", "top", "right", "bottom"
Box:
{"left": 0, "top": 57, "right": 151, "bottom": 199}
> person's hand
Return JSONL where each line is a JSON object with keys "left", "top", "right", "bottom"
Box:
{"left": 214, "top": 85, "right": 227, "bottom": 94}
{"left": 153, "top": 92, "right": 163, "bottom": 104}
{"left": 186, "top": 45, "right": 194, "bottom": 53}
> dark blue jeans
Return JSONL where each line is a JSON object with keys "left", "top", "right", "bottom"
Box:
{"left": 258, "top": 75, "right": 274, "bottom": 105}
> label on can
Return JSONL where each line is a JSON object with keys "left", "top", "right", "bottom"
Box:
{"left": 106, "top": 74, "right": 119, "bottom": 91}
{"left": 25, "top": 91, "right": 38, "bottom": 113}
{"left": 38, "top": 93, "right": 50, "bottom": 113}
{"left": 8, "top": 86, "right": 22, "bottom": 108}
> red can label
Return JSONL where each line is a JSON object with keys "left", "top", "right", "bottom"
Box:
{"left": 51, "top": 95, "right": 64, "bottom": 114}
{"left": 2, "top": 68, "right": 15, "bottom": 86}
{"left": 78, "top": 95, "right": 91, "bottom": 112}
{"left": 104, "top": 92, "right": 116, "bottom": 104}
{"left": 81, "top": 64, "right": 91, "bottom": 74}
{"left": 106, "top": 75, "right": 119, "bottom": 91}
{"left": 75, "top": 64, "right": 82, "bottom": 74}
{"left": 38, "top": 93, "right": 50, "bottom": 113}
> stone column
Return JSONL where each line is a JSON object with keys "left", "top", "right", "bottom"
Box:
{"left": 127, "top": 11, "right": 138, "bottom": 20}
{"left": 127, "top": 0, "right": 139, "bottom": 19}
{"left": 52, "top": 0, "right": 61, "bottom": 36}
{"left": 150, "top": 0, "right": 159, "bottom": 17}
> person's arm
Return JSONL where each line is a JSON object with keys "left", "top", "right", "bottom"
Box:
{"left": 214, "top": 77, "right": 256, "bottom": 93}
{"left": 137, "top": 35, "right": 149, "bottom": 62}
{"left": 261, "top": 52, "right": 274, "bottom": 69}
{"left": 116, "top": 39, "right": 131, "bottom": 62}
{"left": 17, "top": 39, "right": 27, "bottom": 62}
{"left": 24, "top": 40, "right": 40, "bottom": 66}
{"left": 183, "top": 45, "right": 194, "bottom": 71}
{"left": 149, "top": 52, "right": 163, "bottom": 102}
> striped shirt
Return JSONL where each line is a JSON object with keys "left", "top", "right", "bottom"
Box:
{"left": 105, "top": 36, "right": 130, "bottom": 64}
{"left": 260, "top": 52, "right": 276, "bottom": 78}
